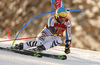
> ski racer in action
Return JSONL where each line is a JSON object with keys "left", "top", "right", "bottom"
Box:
{"left": 14, "top": 7, "right": 71, "bottom": 54}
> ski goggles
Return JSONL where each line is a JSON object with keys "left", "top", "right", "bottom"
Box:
{"left": 59, "top": 16, "right": 67, "bottom": 19}
{"left": 57, "top": 13, "right": 67, "bottom": 17}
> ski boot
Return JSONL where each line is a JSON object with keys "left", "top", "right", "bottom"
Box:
{"left": 11, "top": 43, "right": 23, "bottom": 50}
{"left": 32, "top": 45, "right": 46, "bottom": 53}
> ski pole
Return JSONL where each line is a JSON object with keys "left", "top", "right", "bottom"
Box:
{"left": 0, "top": 34, "right": 57, "bottom": 43}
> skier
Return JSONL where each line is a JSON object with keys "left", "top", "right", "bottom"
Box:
{"left": 14, "top": 7, "right": 71, "bottom": 54}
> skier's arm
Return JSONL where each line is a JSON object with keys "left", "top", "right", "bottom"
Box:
{"left": 48, "top": 17, "right": 57, "bottom": 34}
{"left": 65, "top": 20, "right": 71, "bottom": 54}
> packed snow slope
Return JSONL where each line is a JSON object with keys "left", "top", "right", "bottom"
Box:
{"left": 0, "top": 38, "right": 100, "bottom": 65}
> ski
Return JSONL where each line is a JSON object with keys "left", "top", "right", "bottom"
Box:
{"left": 24, "top": 50, "right": 67, "bottom": 60}
{"left": 0, "top": 47, "right": 42, "bottom": 58}
{"left": 41, "top": 53, "right": 67, "bottom": 60}
{"left": 0, "top": 47, "right": 67, "bottom": 60}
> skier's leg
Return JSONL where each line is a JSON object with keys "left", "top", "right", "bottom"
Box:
{"left": 23, "top": 39, "right": 43, "bottom": 49}
{"left": 30, "top": 37, "right": 62, "bottom": 53}
{"left": 42, "top": 37, "right": 62, "bottom": 50}
{"left": 14, "top": 28, "right": 53, "bottom": 50}
{"left": 15, "top": 35, "right": 52, "bottom": 50}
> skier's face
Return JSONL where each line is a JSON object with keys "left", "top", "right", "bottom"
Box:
{"left": 58, "top": 16, "right": 66, "bottom": 23}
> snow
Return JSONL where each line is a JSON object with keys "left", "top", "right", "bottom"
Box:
{"left": 0, "top": 38, "right": 100, "bottom": 65}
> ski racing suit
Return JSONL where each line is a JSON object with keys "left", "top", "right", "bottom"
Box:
{"left": 23, "top": 16, "right": 71, "bottom": 50}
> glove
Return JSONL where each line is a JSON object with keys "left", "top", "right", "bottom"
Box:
{"left": 48, "top": 26, "right": 57, "bottom": 33}
{"left": 65, "top": 44, "right": 70, "bottom": 54}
